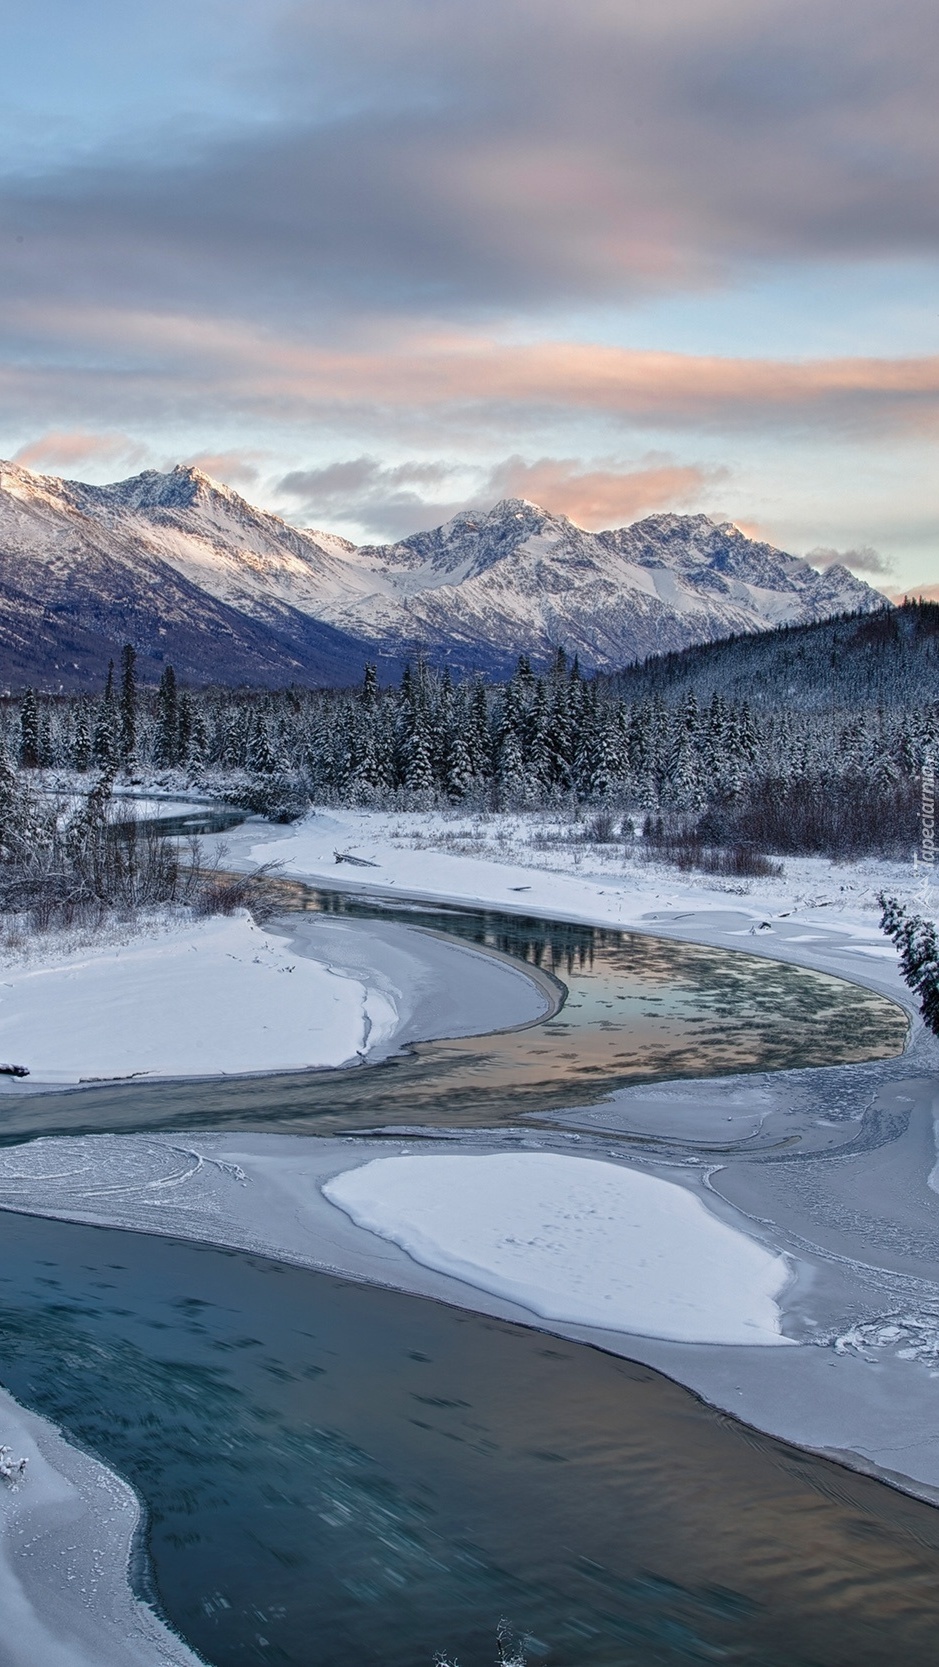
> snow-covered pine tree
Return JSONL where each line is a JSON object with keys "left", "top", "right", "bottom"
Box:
{"left": 93, "top": 662, "right": 118, "bottom": 767}
{"left": 878, "top": 894, "right": 939, "bottom": 1036}
{"left": 73, "top": 702, "right": 93, "bottom": 772}
{"left": 18, "top": 690, "right": 40, "bottom": 770}
{"left": 496, "top": 727, "right": 527, "bottom": 807}
{"left": 444, "top": 730, "right": 475, "bottom": 801}
{"left": 120, "top": 644, "right": 137, "bottom": 766}
{"left": 402, "top": 711, "right": 435, "bottom": 797}
{"left": 156, "top": 665, "right": 179, "bottom": 766}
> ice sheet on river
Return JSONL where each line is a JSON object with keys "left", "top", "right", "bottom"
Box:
{"left": 6, "top": 1126, "right": 939, "bottom": 1509}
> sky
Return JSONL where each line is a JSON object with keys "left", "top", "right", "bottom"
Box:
{"left": 0, "top": 0, "right": 937, "bottom": 594}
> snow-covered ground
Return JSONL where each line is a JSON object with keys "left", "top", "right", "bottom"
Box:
{"left": 232, "top": 805, "right": 934, "bottom": 972}
{"left": 0, "top": 910, "right": 396, "bottom": 1082}
{"left": 0, "top": 1383, "right": 203, "bottom": 1667}
{"left": 323, "top": 1151, "right": 793, "bottom": 1345}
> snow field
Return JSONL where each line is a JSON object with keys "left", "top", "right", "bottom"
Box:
{"left": 324, "top": 1151, "right": 795, "bottom": 1346}
{"left": 0, "top": 910, "right": 397, "bottom": 1082}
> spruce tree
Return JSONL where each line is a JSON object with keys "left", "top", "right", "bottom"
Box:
{"left": 360, "top": 663, "right": 378, "bottom": 708}
{"left": 467, "top": 681, "right": 492, "bottom": 779}
{"left": 120, "top": 643, "right": 137, "bottom": 766}
{"left": 94, "top": 661, "right": 117, "bottom": 767}
{"left": 176, "top": 691, "right": 193, "bottom": 767}
{"left": 879, "top": 895, "right": 939, "bottom": 1036}
{"left": 73, "top": 703, "right": 93, "bottom": 772}
{"left": 403, "top": 714, "right": 435, "bottom": 795}
{"left": 156, "top": 665, "right": 179, "bottom": 766}
{"left": 19, "top": 690, "right": 40, "bottom": 770}
{"left": 444, "top": 730, "right": 475, "bottom": 801}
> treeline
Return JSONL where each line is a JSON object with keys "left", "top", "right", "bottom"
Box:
{"left": 1, "top": 634, "right": 936, "bottom": 859}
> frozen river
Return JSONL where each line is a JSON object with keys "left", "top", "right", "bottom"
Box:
{"left": 2, "top": 865, "right": 936, "bottom": 1666}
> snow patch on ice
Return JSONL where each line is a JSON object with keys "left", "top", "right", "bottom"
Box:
{"left": 324, "top": 1151, "right": 795, "bottom": 1346}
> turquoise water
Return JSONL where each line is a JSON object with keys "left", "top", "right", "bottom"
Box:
{"left": 4, "top": 1209, "right": 939, "bottom": 1667}
{"left": 0, "top": 879, "right": 917, "bottom": 1665}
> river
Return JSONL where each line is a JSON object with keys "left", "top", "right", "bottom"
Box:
{"left": 0, "top": 858, "right": 930, "bottom": 1667}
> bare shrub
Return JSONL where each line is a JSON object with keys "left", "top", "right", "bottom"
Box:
{"left": 192, "top": 861, "right": 281, "bottom": 921}
{"left": 584, "top": 809, "right": 619, "bottom": 843}
{"left": 0, "top": 767, "right": 278, "bottom": 940}
{"left": 697, "top": 775, "right": 918, "bottom": 860}
{"left": 697, "top": 844, "right": 783, "bottom": 879}
{"left": 642, "top": 815, "right": 782, "bottom": 878}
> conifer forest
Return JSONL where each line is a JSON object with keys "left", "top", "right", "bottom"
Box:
{"left": 2, "top": 603, "right": 938, "bottom": 864}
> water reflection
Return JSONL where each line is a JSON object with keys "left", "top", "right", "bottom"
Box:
{"left": 110, "top": 804, "right": 248, "bottom": 839}
{"left": 3, "top": 884, "right": 907, "bottom": 1146}
{"left": 1, "top": 1210, "right": 938, "bottom": 1667}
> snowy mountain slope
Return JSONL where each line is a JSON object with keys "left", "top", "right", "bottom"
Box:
{"left": 0, "top": 462, "right": 885, "bottom": 689}
{"left": 334, "top": 499, "right": 884, "bottom": 670}
{"left": 0, "top": 461, "right": 397, "bottom": 690}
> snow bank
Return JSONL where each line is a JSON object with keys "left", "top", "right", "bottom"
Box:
{"left": 324, "top": 1152, "right": 794, "bottom": 1346}
{"left": 239, "top": 808, "right": 921, "bottom": 992}
{"left": 0, "top": 1384, "right": 202, "bottom": 1666}
{"left": 0, "top": 911, "right": 397, "bottom": 1082}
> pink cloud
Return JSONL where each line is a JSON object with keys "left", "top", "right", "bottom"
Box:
{"left": 7, "top": 304, "right": 939, "bottom": 438}
{"left": 485, "top": 455, "right": 724, "bottom": 526}
{"left": 13, "top": 429, "right": 145, "bottom": 471}
{"left": 182, "top": 450, "right": 263, "bottom": 488}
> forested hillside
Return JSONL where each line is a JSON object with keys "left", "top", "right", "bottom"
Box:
{"left": 605, "top": 601, "right": 939, "bottom": 711}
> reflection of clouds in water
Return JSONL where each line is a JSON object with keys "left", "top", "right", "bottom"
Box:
{"left": 0, "top": 897, "right": 908, "bottom": 1145}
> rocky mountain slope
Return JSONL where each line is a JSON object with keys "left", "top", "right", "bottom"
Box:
{"left": 0, "top": 460, "right": 885, "bottom": 689}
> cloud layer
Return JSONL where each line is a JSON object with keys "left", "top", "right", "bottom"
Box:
{"left": 1, "top": 1, "right": 937, "bottom": 573}
{"left": 277, "top": 453, "right": 722, "bottom": 536}
{"left": 5, "top": 305, "right": 938, "bottom": 439}
{"left": 4, "top": 0, "right": 938, "bottom": 326}
{"left": 807, "top": 544, "right": 894, "bottom": 577}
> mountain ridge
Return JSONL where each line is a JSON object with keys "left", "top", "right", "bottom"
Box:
{"left": 0, "top": 460, "right": 886, "bottom": 690}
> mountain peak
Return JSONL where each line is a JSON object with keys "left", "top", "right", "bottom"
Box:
{"left": 95, "top": 463, "right": 234, "bottom": 513}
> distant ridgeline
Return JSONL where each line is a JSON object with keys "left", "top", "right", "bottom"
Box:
{"left": 1, "top": 603, "right": 937, "bottom": 861}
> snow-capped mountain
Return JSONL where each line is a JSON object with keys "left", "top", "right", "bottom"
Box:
{"left": 0, "top": 460, "right": 385, "bottom": 690}
{"left": 338, "top": 500, "right": 881, "bottom": 669}
{"left": 0, "top": 461, "right": 885, "bottom": 689}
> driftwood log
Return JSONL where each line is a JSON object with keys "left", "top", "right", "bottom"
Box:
{"left": 333, "top": 851, "right": 379, "bottom": 868}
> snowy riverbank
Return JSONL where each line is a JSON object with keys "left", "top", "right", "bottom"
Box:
{"left": 224, "top": 805, "right": 931, "bottom": 1001}
{"left": 0, "top": 1381, "right": 203, "bottom": 1667}
{"left": 0, "top": 902, "right": 550, "bottom": 1087}
{"left": 0, "top": 910, "right": 395, "bottom": 1084}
